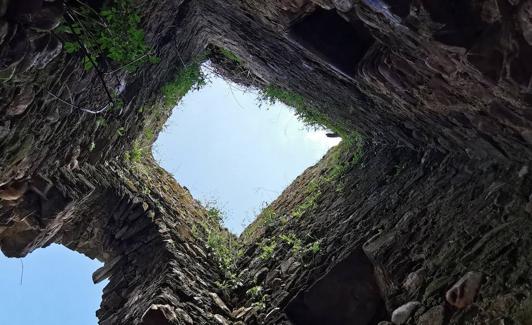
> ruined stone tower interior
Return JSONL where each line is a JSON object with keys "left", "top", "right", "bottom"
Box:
{"left": 1, "top": 0, "right": 532, "bottom": 324}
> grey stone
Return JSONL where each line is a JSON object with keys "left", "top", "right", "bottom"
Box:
{"left": 175, "top": 307, "right": 193, "bottom": 324}
{"left": 232, "top": 306, "right": 253, "bottom": 319}
{"left": 0, "top": 30, "right": 28, "bottom": 78}
{"left": 310, "top": 0, "right": 335, "bottom": 10}
{"left": 0, "top": 0, "right": 9, "bottom": 17}
{"left": 7, "top": 86, "right": 34, "bottom": 116}
{"left": 209, "top": 292, "right": 231, "bottom": 315}
{"left": 418, "top": 305, "right": 445, "bottom": 325}
{"left": 254, "top": 267, "right": 269, "bottom": 283}
{"left": 391, "top": 301, "right": 421, "bottom": 324}
{"left": 403, "top": 270, "right": 424, "bottom": 294}
{"left": 0, "top": 21, "right": 8, "bottom": 46}
{"left": 263, "top": 307, "right": 281, "bottom": 323}
{"left": 213, "top": 314, "right": 229, "bottom": 325}
{"left": 270, "top": 277, "right": 283, "bottom": 289}
{"left": 519, "top": 1, "right": 532, "bottom": 45}
{"left": 332, "top": 0, "right": 353, "bottom": 12}
{"left": 92, "top": 255, "right": 122, "bottom": 284}
{"left": 481, "top": 0, "right": 501, "bottom": 23}
{"left": 27, "top": 6, "right": 63, "bottom": 31}
{"left": 17, "top": 32, "right": 61, "bottom": 73}
{"left": 141, "top": 304, "right": 178, "bottom": 324}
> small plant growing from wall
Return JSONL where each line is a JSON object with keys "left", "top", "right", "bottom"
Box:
{"left": 219, "top": 48, "right": 242, "bottom": 64}
{"left": 191, "top": 201, "right": 242, "bottom": 290}
{"left": 61, "top": 0, "right": 158, "bottom": 72}
{"left": 246, "top": 286, "right": 267, "bottom": 311}
{"left": 161, "top": 62, "right": 207, "bottom": 108}
{"left": 259, "top": 239, "right": 277, "bottom": 260}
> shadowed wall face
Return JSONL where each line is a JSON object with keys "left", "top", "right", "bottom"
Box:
{"left": 285, "top": 249, "right": 387, "bottom": 325}
{"left": 288, "top": 8, "right": 374, "bottom": 77}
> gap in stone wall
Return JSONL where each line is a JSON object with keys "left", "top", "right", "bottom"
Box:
{"left": 153, "top": 62, "right": 341, "bottom": 235}
{"left": 288, "top": 8, "right": 375, "bottom": 77}
{"left": 0, "top": 244, "right": 106, "bottom": 325}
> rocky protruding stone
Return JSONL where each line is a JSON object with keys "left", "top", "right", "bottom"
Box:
{"left": 0, "top": 29, "right": 28, "bottom": 80}
{"left": 213, "top": 314, "right": 229, "bottom": 325}
{"left": 391, "top": 301, "right": 421, "bottom": 324}
{"left": 140, "top": 304, "right": 178, "bottom": 325}
{"left": 7, "top": 86, "right": 34, "bottom": 116}
{"left": 332, "top": 0, "right": 353, "bottom": 12}
{"left": 445, "top": 271, "right": 483, "bottom": 309}
{"left": 403, "top": 270, "right": 424, "bottom": 294}
{"left": 418, "top": 305, "right": 445, "bottom": 325}
{"left": 480, "top": 0, "right": 501, "bottom": 23}
{"left": 24, "top": 4, "right": 63, "bottom": 31}
{"left": 310, "top": 0, "right": 335, "bottom": 10}
{"left": 0, "top": 0, "right": 9, "bottom": 17}
{"left": 26, "top": 32, "right": 62, "bottom": 70}
{"left": 0, "top": 21, "right": 9, "bottom": 45}
{"left": 519, "top": 1, "right": 532, "bottom": 45}
{"left": 92, "top": 256, "right": 122, "bottom": 284}
{"left": 209, "top": 292, "right": 231, "bottom": 315}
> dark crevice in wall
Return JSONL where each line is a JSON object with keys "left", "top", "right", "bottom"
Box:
{"left": 421, "top": 0, "right": 488, "bottom": 47}
{"left": 288, "top": 8, "right": 374, "bottom": 78}
{"left": 285, "top": 249, "right": 388, "bottom": 325}
{"left": 382, "top": 0, "right": 412, "bottom": 18}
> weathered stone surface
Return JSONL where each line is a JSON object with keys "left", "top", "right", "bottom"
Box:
{"left": 140, "top": 304, "right": 178, "bottom": 325}
{"left": 519, "top": 1, "right": 532, "bottom": 45}
{"left": 25, "top": 5, "right": 63, "bottom": 31}
{"left": 0, "top": 0, "right": 532, "bottom": 324}
{"left": 403, "top": 270, "right": 424, "bottom": 294}
{"left": 7, "top": 86, "right": 34, "bottom": 116}
{"left": 417, "top": 305, "right": 445, "bottom": 325}
{"left": 446, "top": 272, "right": 483, "bottom": 309}
{"left": 332, "top": 0, "right": 353, "bottom": 12}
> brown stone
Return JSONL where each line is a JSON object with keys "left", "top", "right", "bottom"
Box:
{"left": 446, "top": 272, "right": 483, "bottom": 309}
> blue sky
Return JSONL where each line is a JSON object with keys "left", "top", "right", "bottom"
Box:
{"left": 0, "top": 244, "right": 106, "bottom": 325}
{"left": 0, "top": 63, "right": 338, "bottom": 324}
{"left": 154, "top": 64, "right": 339, "bottom": 234}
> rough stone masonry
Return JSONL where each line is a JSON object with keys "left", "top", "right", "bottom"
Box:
{"left": 1, "top": 0, "right": 532, "bottom": 324}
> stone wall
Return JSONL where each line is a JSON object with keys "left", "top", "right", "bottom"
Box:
{"left": 235, "top": 142, "right": 532, "bottom": 324}
{"left": 0, "top": 0, "right": 532, "bottom": 324}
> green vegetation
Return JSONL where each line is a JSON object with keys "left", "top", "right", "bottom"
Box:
{"left": 308, "top": 240, "right": 321, "bottom": 254}
{"left": 62, "top": 0, "right": 158, "bottom": 71}
{"left": 258, "top": 85, "right": 354, "bottom": 140}
{"left": 246, "top": 286, "right": 267, "bottom": 310}
{"left": 125, "top": 57, "right": 208, "bottom": 164}
{"left": 191, "top": 202, "right": 241, "bottom": 289}
{"left": 162, "top": 62, "right": 207, "bottom": 108}
{"left": 124, "top": 144, "right": 144, "bottom": 163}
{"left": 240, "top": 205, "right": 278, "bottom": 245}
{"left": 279, "top": 233, "right": 303, "bottom": 254}
{"left": 291, "top": 179, "right": 321, "bottom": 218}
{"left": 259, "top": 239, "right": 277, "bottom": 260}
{"left": 220, "top": 48, "right": 241, "bottom": 63}
{"left": 290, "top": 139, "right": 362, "bottom": 218}
{"left": 258, "top": 231, "right": 321, "bottom": 262}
